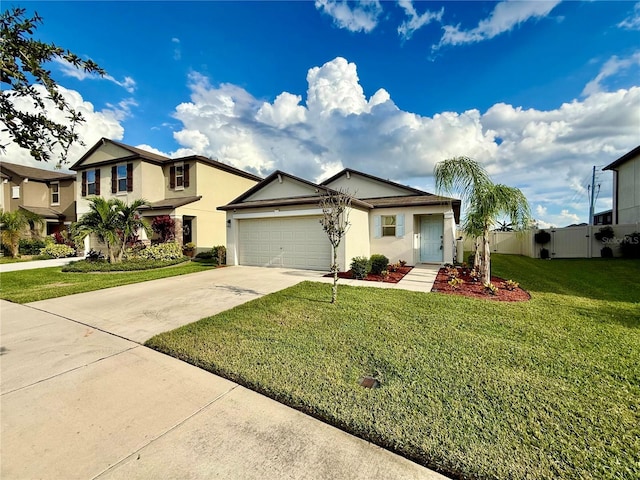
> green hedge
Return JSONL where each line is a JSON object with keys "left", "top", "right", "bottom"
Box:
{"left": 62, "top": 257, "right": 188, "bottom": 272}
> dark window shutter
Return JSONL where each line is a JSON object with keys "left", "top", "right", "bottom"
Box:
{"left": 95, "top": 169, "right": 101, "bottom": 195}
{"left": 111, "top": 166, "right": 117, "bottom": 193}
{"left": 127, "top": 163, "right": 133, "bottom": 192}
{"left": 170, "top": 166, "right": 176, "bottom": 189}
{"left": 81, "top": 171, "right": 87, "bottom": 196}
{"left": 184, "top": 164, "right": 190, "bottom": 188}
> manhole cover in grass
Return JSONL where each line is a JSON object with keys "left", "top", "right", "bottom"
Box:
{"left": 358, "top": 376, "right": 380, "bottom": 388}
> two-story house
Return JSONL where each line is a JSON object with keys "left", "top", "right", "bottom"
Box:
{"left": 0, "top": 161, "right": 76, "bottom": 236}
{"left": 70, "top": 138, "right": 262, "bottom": 253}
{"left": 603, "top": 145, "right": 640, "bottom": 225}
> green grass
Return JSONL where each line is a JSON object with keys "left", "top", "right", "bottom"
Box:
{"left": 146, "top": 255, "right": 640, "bottom": 480}
{"left": 0, "top": 261, "right": 216, "bottom": 303}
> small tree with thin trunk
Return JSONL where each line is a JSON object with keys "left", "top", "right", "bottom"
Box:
{"left": 319, "top": 189, "right": 352, "bottom": 304}
{"left": 0, "top": 209, "right": 43, "bottom": 257}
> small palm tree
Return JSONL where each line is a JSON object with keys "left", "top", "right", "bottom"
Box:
{"left": 114, "top": 198, "right": 151, "bottom": 262}
{"left": 72, "top": 197, "right": 150, "bottom": 263}
{"left": 435, "top": 156, "right": 531, "bottom": 284}
{"left": 0, "top": 209, "right": 44, "bottom": 257}
{"left": 72, "top": 198, "right": 121, "bottom": 263}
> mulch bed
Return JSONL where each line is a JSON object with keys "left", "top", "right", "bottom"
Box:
{"left": 324, "top": 266, "right": 413, "bottom": 284}
{"left": 431, "top": 266, "right": 531, "bottom": 302}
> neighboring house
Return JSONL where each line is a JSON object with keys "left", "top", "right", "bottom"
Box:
{"left": 593, "top": 209, "right": 613, "bottom": 226}
{"left": 0, "top": 161, "right": 76, "bottom": 236}
{"left": 219, "top": 168, "right": 461, "bottom": 271}
{"left": 70, "top": 138, "right": 262, "bottom": 252}
{"left": 603, "top": 145, "right": 640, "bottom": 224}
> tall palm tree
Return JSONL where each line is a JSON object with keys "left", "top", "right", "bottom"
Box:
{"left": 0, "top": 209, "right": 44, "bottom": 257}
{"left": 114, "top": 198, "right": 150, "bottom": 262}
{"left": 435, "top": 156, "right": 531, "bottom": 284}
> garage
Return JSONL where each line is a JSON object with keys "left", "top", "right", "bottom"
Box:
{"left": 238, "top": 216, "right": 331, "bottom": 270}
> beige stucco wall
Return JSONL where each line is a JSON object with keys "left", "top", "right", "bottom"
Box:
{"left": 163, "top": 161, "right": 198, "bottom": 199}
{"left": 247, "top": 176, "right": 318, "bottom": 201}
{"left": 369, "top": 205, "right": 456, "bottom": 265}
{"left": 325, "top": 174, "right": 411, "bottom": 198}
{"left": 175, "top": 162, "right": 259, "bottom": 248}
{"left": 616, "top": 154, "right": 640, "bottom": 224}
{"left": 77, "top": 143, "right": 133, "bottom": 166}
{"left": 77, "top": 160, "right": 165, "bottom": 216}
{"left": 342, "top": 207, "right": 370, "bottom": 270}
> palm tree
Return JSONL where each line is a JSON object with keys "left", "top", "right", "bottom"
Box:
{"left": 435, "top": 156, "right": 531, "bottom": 284}
{"left": 72, "top": 197, "right": 150, "bottom": 263}
{"left": 72, "top": 198, "right": 121, "bottom": 263}
{"left": 0, "top": 209, "right": 44, "bottom": 257}
{"left": 114, "top": 198, "right": 151, "bottom": 262}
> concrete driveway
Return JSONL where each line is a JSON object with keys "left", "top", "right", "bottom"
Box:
{"left": 27, "top": 266, "right": 327, "bottom": 343}
{"left": 1, "top": 266, "right": 447, "bottom": 479}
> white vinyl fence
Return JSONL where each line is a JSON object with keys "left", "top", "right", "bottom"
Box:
{"left": 462, "top": 223, "right": 640, "bottom": 259}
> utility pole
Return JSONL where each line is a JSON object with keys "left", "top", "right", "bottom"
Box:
{"left": 588, "top": 165, "right": 596, "bottom": 226}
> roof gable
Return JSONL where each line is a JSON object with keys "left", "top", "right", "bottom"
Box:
{"left": 603, "top": 145, "right": 640, "bottom": 171}
{"left": 232, "top": 171, "right": 325, "bottom": 204}
{"left": 321, "top": 168, "right": 428, "bottom": 198}
{"left": 70, "top": 138, "right": 169, "bottom": 170}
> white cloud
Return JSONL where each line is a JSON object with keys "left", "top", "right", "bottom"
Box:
{"left": 0, "top": 84, "right": 125, "bottom": 168}
{"left": 582, "top": 52, "right": 640, "bottom": 96}
{"left": 167, "top": 55, "right": 638, "bottom": 226}
{"left": 434, "top": 0, "right": 561, "bottom": 50}
{"left": 618, "top": 2, "right": 640, "bottom": 30}
{"left": 315, "top": 0, "right": 382, "bottom": 33}
{"left": 53, "top": 58, "right": 137, "bottom": 93}
{"left": 172, "top": 37, "right": 181, "bottom": 61}
{"left": 397, "top": 0, "right": 443, "bottom": 41}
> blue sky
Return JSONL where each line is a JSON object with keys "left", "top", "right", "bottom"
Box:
{"left": 3, "top": 1, "right": 640, "bottom": 227}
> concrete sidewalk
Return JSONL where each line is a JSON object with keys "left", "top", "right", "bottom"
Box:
{"left": 1, "top": 300, "right": 447, "bottom": 479}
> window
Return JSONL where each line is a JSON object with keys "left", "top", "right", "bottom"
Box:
{"left": 170, "top": 162, "right": 189, "bottom": 190}
{"left": 87, "top": 170, "right": 96, "bottom": 195}
{"left": 111, "top": 163, "right": 132, "bottom": 193}
{"left": 82, "top": 169, "right": 100, "bottom": 196}
{"left": 117, "top": 165, "right": 127, "bottom": 192}
{"left": 175, "top": 163, "right": 184, "bottom": 188}
{"left": 50, "top": 182, "right": 60, "bottom": 205}
{"left": 382, "top": 215, "right": 396, "bottom": 236}
{"left": 11, "top": 186, "right": 20, "bottom": 199}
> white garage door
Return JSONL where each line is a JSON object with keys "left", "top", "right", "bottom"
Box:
{"left": 238, "top": 216, "right": 330, "bottom": 270}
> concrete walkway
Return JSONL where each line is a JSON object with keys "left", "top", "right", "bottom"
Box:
{"left": 0, "top": 256, "right": 82, "bottom": 272}
{"left": 1, "top": 265, "right": 446, "bottom": 479}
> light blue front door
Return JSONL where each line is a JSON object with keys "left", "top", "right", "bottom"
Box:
{"left": 420, "top": 216, "right": 443, "bottom": 263}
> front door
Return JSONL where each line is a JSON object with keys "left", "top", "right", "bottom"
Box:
{"left": 182, "top": 217, "right": 193, "bottom": 245}
{"left": 420, "top": 216, "right": 443, "bottom": 263}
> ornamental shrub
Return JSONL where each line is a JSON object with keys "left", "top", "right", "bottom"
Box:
{"left": 534, "top": 230, "right": 551, "bottom": 245}
{"left": 369, "top": 254, "right": 389, "bottom": 275}
{"left": 39, "top": 243, "right": 75, "bottom": 258}
{"left": 212, "top": 245, "right": 226, "bottom": 265}
{"left": 350, "top": 256, "right": 370, "bottom": 279}
{"left": 19, "top": 238, "right": 46, "bottom": 255}
{"left": 151, "top": 215, "right": 175, "bottom": 242}
{"left": 137, "top": 242, "right": 183, "bottom": 261}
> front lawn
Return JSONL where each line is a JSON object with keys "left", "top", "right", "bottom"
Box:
{"left": 0, "top": 261, "right": 216, "bottom": 303}
{"left": 146, "top": 255, "right": 640, "bottom": 480}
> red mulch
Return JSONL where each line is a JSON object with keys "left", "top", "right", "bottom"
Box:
{"left": 431, "top": 266, "right": 530, "bottom": 302}
{"left": 324, "top": 266, "right": 413, "bottom": 284}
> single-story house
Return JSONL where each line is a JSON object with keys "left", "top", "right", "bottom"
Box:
{"left": 218, "top": 168, "right": 461, "bottom": 271}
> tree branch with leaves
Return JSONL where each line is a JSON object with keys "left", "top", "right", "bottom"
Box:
{"left": 319, "top": 188, "right": 352, "bottom": 304}
{"left": 1, "top": 8, "right": 106, "bottom": 166}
